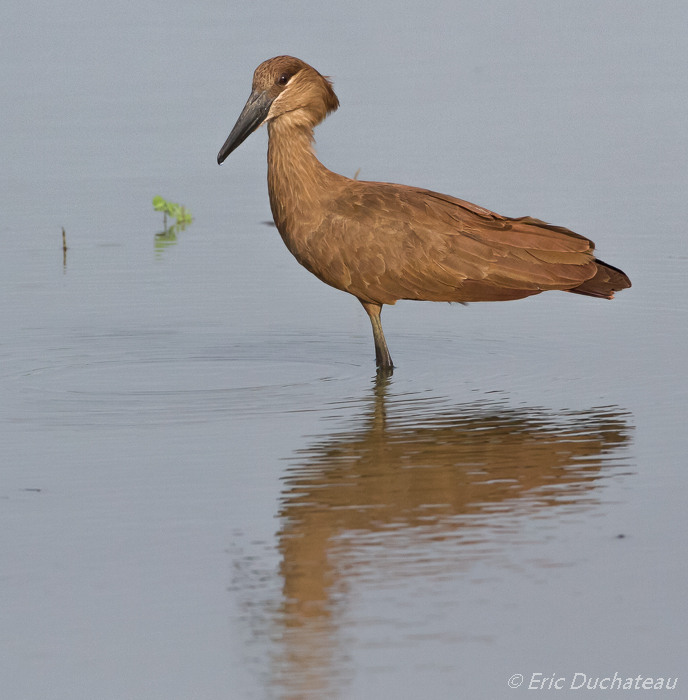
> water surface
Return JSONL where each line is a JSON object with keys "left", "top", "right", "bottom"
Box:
{"left": 1, "top": 1, "right": 686, "bottom": 698}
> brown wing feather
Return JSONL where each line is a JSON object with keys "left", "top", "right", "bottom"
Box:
{"left": 293, "top": 180, "right": 612, "bottom": 305}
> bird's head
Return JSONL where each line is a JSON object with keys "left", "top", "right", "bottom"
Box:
{"left": 217, "top": 56, "right": 339, "bottom": 165}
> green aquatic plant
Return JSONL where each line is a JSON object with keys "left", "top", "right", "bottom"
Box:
{"left": 152, "top": 196, "right": 193, "bottom": 225}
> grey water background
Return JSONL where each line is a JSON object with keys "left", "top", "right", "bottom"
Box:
{"left": 1, "top": 1, "right": 686, "bottom": 698}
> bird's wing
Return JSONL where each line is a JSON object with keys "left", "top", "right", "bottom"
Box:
{"left": 304, "top": 182, "right": 599, "bottom": 304}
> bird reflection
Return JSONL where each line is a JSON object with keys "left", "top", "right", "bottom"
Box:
{"left": 261, "top": 375, "right": 632, "bottom": 698}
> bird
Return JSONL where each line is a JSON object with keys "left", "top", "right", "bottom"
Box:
{"left": 217, "top": 56, "right": 631, "bottom": 372}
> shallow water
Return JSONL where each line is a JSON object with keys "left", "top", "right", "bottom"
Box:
{"left": 1, "top": 1, "right": 687, "bottom": 698}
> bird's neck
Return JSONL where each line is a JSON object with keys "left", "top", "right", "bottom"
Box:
{"left": 267, "top": 119, "right": 339, "bottom": 233}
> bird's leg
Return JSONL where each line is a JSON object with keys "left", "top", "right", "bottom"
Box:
{"left": 359, "top": 300, "right": 394, "bottom": 371}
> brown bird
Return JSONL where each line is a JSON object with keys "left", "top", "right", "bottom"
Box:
{"left": 217, "top": 56, "right": 631, "bottom": 371}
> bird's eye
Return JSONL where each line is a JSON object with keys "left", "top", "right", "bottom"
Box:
{"left": 277, "top": 73, "right": 290, "bottom": 86}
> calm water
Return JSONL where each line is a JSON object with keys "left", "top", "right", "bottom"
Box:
{"left": 1, "top": 1, "right": 687, "bottom": 698}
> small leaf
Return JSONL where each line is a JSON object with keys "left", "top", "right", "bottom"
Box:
{"left": 154, "top": 196, "right": 192, "bottom": 226}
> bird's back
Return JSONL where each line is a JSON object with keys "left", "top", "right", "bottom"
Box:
{"left": 295, "top": 178, "right": 623, "bottom": 305}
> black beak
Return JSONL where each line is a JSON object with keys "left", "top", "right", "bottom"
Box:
{"left": 217, "top": 90, "right": 274, "bottom": 165}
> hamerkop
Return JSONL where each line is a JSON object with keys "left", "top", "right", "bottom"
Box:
{"left": 217, "top": 56, "right": 631, "bottom": 371}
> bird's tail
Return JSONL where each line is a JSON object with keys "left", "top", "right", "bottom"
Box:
{"left": 568, "top": 259, "right": 631, "bottom": 299}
